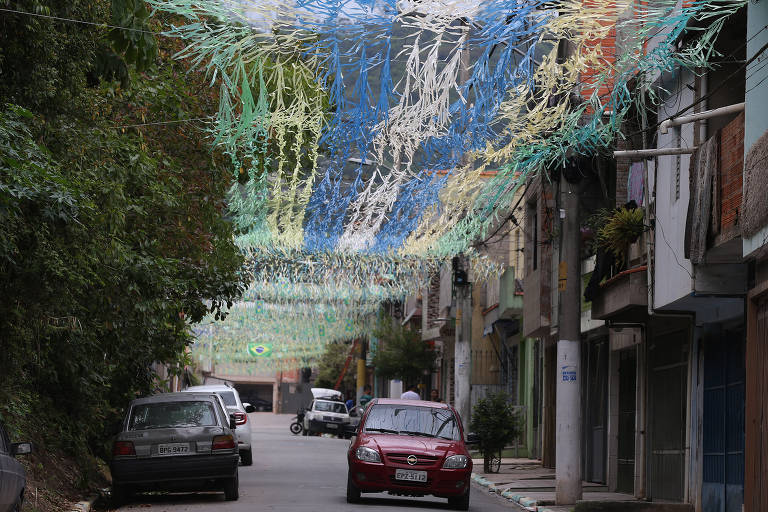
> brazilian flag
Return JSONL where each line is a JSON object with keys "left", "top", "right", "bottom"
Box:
{"left": 247, "top": 343, "right": 272, "bottom": 358}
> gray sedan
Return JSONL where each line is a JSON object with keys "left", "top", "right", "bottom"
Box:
{"left": 0, "top": 421, "right": 32, "bottom": 512}
{"left": 110, "top": 392, "right": 240, "bottom": 504}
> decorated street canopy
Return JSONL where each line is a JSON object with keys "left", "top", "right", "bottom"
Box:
{"left": 148, "top": 0, "right": 748, "bottom": 369}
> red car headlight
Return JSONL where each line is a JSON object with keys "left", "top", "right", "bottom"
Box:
{"left": 442, "top": 455, "right": 469, "bottom": 469}
{"left": 355, "top": 446, "right": 381, "bottom": 463}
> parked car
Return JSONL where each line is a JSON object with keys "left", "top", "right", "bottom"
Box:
{"left": 346, "top": 399, "right": 473, "bottom": 510}
{"left": 303, "top": 388, "right": 352, "bottom": 437}
{"left": 110, "top": 392, "right": 240, "bottom": 504}
{"left": 183, "top": 384, "right": 254, "bottom": 465}
{"left": 0, "top": 421, "right": 31, "bottom": 512}
{"left": 241, "top": 396, "right": 272, "bottom": 412}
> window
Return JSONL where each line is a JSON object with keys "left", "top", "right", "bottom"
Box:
{"left": 363, "top": 404, "right": 461, "bottom": 440}
{"left": 675, "top": 127, "right": 681, "bottom": 201}
{"left": 128, "top": 401, "right": 219, "bottom": 430}
{"left": 0, "top": 422, "right": 8, "bottom": 453}
{"left": 314, "top": 400, "right": 347, "bottom": 414}
{"left": 217, "top": 391, "right": 237, "bottom": 407}
{"left": 527, "top": 200, "right": 538, "bottom": 271}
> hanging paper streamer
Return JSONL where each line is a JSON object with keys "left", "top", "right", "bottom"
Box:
{"left": 146, "top": 0, "right": 747, "bottom": 370}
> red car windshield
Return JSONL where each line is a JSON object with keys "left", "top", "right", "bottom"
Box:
{"left": 362, "top": 404, "right": 461, "bottom": 440}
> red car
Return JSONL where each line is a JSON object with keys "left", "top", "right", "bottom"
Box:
{"left": 346, "top": 398, "right": 472, "bottom": 510}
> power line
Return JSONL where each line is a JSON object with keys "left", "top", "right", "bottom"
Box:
{"left": 0, "top": 7, "right": 158, "bottom": 35}
{"left": 622, "top": 28, "right": 768, "bottom": 142}
{"left": 113, "top": 117, "right": 213, "bottom": 129}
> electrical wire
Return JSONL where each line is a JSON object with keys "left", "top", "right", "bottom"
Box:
{"left": 0, "top": 7, "right": 158, "bottom": 35}
{"left": 113, "top": 116, "right": 213, "bottom": 129}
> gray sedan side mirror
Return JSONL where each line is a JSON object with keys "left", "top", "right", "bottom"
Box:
{"left": 228, "top": 414, "right": 237, "bottom": 430}
{"left": 11, "top": 442, "right": 32, "bottom": 456}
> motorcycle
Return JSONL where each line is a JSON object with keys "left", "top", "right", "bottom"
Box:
{"left": 289, "top": 408, "right": 305, "bottom": 435}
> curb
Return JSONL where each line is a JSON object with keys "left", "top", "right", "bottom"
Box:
{"left": 68, "top": 495, "right": 99, "bottom": 512}
{"left": 471, "top": 473, "right": 541, "bottom": 511}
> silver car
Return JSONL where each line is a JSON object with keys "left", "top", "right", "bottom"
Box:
{"left": 183, "top": 384, "right": 254, "bottom": 466}
{"left": 0, "top": 421, "right": 32, "bottom": 512}
{"left": 110, "top": 392, "right": 240, "bottom": 504}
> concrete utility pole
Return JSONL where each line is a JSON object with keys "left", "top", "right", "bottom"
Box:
{"left": 555, "top": 175, "right": 583, "bottom": 504}
{"left": 453, "top": 19, "right": 472, "bottom": 433}
{"left": 454, "top": 274, "right": 472, "bottom": 431}
{"left": 554, "top": 39, "right": 583, "bottom": 504}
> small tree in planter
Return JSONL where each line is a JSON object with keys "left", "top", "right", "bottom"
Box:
{"left": 469, "top": 392, "right": 521, "bottom": 473}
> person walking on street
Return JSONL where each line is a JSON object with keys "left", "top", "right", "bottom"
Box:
{"left": 401, "top": 384, "right": 420, "bottom": 400}
{"left": 429, "top": 388, "right": 442, "bottom": 402}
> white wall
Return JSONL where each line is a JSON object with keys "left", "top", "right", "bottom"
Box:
{"left": 652, "top": 67, "right": 696, "bottom": 309}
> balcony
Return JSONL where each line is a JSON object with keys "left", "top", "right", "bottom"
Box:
{"left": 591, "top": 266, "right": 648, "bottom": 320}
{"left": 523, "top": 267, "right": 551, "bottom": 338}
{"left": 499, "top": 267, "right": 524, "bottom": 318}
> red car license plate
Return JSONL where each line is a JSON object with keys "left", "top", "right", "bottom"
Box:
{"left": 395, "top": 469, "right": 427, "bottom": 482}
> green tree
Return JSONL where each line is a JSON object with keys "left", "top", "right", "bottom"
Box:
{"left": 314, "top": 340, "right": 357, "bottom": 394}
{"left": 0, "top": 1, "right": 247, "bottom": 465}
{"left": 372, "top": 316, "right": 436, "bottom": 385}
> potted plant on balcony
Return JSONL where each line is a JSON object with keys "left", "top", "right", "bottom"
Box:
{"left": 597, "top": 207, "right": 645, "bottom": 269}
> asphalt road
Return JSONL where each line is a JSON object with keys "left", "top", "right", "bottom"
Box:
{"left": 114, "top": 412, "right": 513, "bottom": 512}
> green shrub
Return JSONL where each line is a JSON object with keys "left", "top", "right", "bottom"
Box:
{"left": 469, "top": 392, "right": 521, "bottom": 473}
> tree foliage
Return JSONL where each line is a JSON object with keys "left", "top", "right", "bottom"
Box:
{"left": 372, "top": 316, "right": 436, "bottom": 383}
{"left": 314, "top": 340, "right": 357, "bottom": 393}
{"left": 0, "top": 0, "right": 246, "bottom": 459}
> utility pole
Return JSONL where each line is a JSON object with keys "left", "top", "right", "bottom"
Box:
{"left": 453, "top": 18, "right": 472, "bottom": 433}
{"left": 454, "top": 257, "right": 472, "bottom": 431}
{"left": 356, "top": 341, "right": 367, "bottom": 405}
{"left": 554, "top": 40, "right": 583, "bottom": 504}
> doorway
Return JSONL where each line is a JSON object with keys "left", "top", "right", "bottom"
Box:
{"left": 616, "top": 348, "right": 637, "bottom": 494}
{"left": 648, "top": 328, "right": 689, "bottom": 502}
{"left": 702, "top": 324, "right": 745, "bottom": 512}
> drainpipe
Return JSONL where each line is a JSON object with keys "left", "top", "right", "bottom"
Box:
{"left": 614, "top": 147, "right": 697, "bottom": 158}
{"left": 659, "top": 102, "right": 744, "bottom": 134}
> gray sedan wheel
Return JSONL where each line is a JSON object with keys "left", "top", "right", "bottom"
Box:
{"left": 223, "top": 471, "right": 239, "bottom": 501}
{"left": 112, "top": 484, "right": 132, "bottom": 506}
{"left": 11, "top": 491, "right": 23, "bottom": 512}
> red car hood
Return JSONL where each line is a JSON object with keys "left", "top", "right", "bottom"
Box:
{"left": 363, "top": 434, "right": 464, "bottom": 458}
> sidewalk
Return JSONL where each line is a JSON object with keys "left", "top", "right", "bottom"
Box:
{"left": 470, "top": 458, "right": 638, "bottom": 512}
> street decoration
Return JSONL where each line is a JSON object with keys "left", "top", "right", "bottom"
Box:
{"left": 146, "top": 0, "right": 747, "bottom": 368}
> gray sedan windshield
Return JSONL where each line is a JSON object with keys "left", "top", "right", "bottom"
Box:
{"left": 129, "top": 401, "right": 218, "bottom": 430}
{"left": 363, "top": 405, "right": 461, "bottom": 440}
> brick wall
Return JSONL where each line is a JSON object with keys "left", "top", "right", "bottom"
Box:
{"left": 580, "top": 1, "right": 616, "bottom": 104}
{"left": 719, "top": 111, "right": 744, "bottom": 234}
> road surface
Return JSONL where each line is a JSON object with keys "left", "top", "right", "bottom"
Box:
{"left": 113, "top": 412, "right": 513, "bottom": 512}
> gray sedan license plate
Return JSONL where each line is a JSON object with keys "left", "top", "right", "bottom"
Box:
{"left": 326, "top": 422, "right": 338, "bottom": 429}
{"left": 157, "top": 443, "right": 190, "bottom": 456}
{"left": 395, "top": 469, "right": 427, "bottom": 482}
